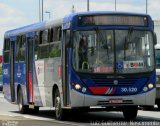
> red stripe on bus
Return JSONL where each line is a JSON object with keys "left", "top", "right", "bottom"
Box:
{"left": 28, "top": 72, "right": 33, "bottom": 102}
{"left": 110, "top": 88, "right": 116, "bottom": 95}
{"left": 88, "top": 87, "right": 110, "bottom": 95}
{"left": 58, "top": 65, "right": 62, "bottom": 78}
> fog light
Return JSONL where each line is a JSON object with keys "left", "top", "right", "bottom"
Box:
{"left": 82, "top": 87, "right": 87, "bottom": 93}
{"left": 148, "top": 83, "right": 154, "bottom": 89}
{"left": 75, "top": 84, "right": 81, "bottom": 90}
{"left": 143, "top": 87, "right": 148, "bottom": 92}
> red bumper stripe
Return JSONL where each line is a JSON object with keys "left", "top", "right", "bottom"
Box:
{"left": 110, "top": 88, "right": 116, "bottom": 95}
{"left": 89, "top": 87, "right": 110, "bottom": 95}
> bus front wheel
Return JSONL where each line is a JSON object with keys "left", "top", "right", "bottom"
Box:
{"left": 54, "top": 89, "right": 66, "bottom": 120}
{"left": 17, "top": 88, "right": 29, "bottom": 114}
{"left": 122, "top": 106, "right": 138, "bottom": 120}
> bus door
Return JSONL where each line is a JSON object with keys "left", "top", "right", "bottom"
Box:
{"left": 26, "top": 32, "right": 35, "bottom": 104}
{"left": 62, "top": 30, "right": 71, "bottom": 106}
{"left": 10, "top": 36, "right": 16, "bottom": 102}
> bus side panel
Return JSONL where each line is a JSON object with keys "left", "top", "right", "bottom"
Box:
{"left": 14, "top": 62, "right": 28, "bottom": 105}
{"left": 34, "top": 60, "right": 45, "bottom": 106}
{"left": 3, "top": 64, "right": 11, "bottom": 102}
{"left": 44, "top": 57, "right": 62, "bottom": 107}
{"left": 33, "top": 57, "right": 62, "bottom": 107}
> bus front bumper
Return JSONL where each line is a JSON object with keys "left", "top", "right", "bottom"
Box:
{"left": 156, "top": 84, "right": 160, "bottom": 100}
{"left": 70, "top": 88, "right": 156, "bottom": 107}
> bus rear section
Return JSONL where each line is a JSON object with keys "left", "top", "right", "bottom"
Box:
{"left": 3, "top": 33, "right": 40, "bottom": 113}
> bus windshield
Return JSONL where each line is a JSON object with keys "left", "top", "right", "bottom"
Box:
{"left": 72, "top": 30, "right": 154, "bottom": 74}
{"left": 155, "top": 49, "right": 160, "bottom": 68}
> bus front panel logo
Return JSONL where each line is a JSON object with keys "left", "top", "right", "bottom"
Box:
{"left": 113, "top": 80, "right": 118, "bottom": 85}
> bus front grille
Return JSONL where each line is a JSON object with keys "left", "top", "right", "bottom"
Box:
{"left": 92, "top": 78, "right": 138, "bottom": 86}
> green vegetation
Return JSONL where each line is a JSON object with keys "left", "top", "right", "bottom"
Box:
{"left": 50, "top": 48, "right": 61, "bottom": 58}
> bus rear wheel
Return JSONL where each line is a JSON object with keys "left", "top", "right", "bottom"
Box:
{"left": 122, "top": 106, "right": 138, "bottom": 120}
{"left": 157, "top": 101, "right": 160, "bottom": 109}
{"left": 54, "top": 89, "right": 66, "bottom": 120}
{"left": 17, "top": 88, "right": 29, "bottom": 114}
{"left": 30, "top": 106, "right": 39, "bottom": 114}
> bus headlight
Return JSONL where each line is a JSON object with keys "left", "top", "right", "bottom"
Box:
{"left": 71, "top": 82, "right": 88, "bottom": 94}
{"left": 75, "top": 84, "right": 81, "bottom": 90}
{"left": 148, "top": 83, "right": 154, "bottom": 89}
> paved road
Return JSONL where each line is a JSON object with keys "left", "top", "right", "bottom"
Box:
{"left": 0, "top": 93, "right": 160, "bottom": 126}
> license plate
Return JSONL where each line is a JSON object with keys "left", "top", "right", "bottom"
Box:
{"left": 109, "top": 99, "right": 123, "bottom": 103}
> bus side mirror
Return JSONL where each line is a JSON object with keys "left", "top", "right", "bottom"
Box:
{"left": 154, "top": 33, "right": 157, "bottom": 45}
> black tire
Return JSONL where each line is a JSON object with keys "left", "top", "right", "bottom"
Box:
{"left": 54, "top": 89, "right": 66, "bottom": 120}
{"left": 141, "top": 105, "right": 154, "bottom": 110}
{"left": 31, "top": 106, "right": 39, "bottom": 114}
{"left": 0, "top": 86, "right": 2, "bottom": 91}
{"left": 122, "top": 106, "right": 138, "bottom": 120}
{"left": 157, "top": 101, "right": 160, "bottom": 109}
{"left": 76, "top": 107, "right": 90, "bottom": 113}
{"left": 17, "top": 88, "right": 29, "bottom": 114}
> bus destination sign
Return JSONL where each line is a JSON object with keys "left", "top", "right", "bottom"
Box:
{"left": 78, "top": 15, "right": 148, "bottom": 26}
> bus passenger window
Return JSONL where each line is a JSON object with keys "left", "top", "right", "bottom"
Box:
{"left": 51, "top": 27, "right": 61, "bottom": 42}
{"left": 42, "top": 30, "right": 48, "bottom": 44}
{"left": 16, "top": 36, "right": 21, "bottom": 62}
{"left": 19, "top": 35, "right": 25, "bottom": 61}
{"left": 4, "top": 39, "right": 10, "bottom": 50}
{"left": 50, "top": 28, "right": 53, "bottom": 42}
{"left": 49, "top": 43, "right": 61, "bottom": 58}
{"left": 58, "top": 27, "right": 62, "bottom": 41}
{"left": 39, "top": 45, "right": 49, "bottom": 59}
{"left": 38, "top": 30, "right": 49, "bottom": 59}
{"left": 4, "top": 39, "right": 10, "bottom": 63}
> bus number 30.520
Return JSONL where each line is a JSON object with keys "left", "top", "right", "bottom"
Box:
{"left": 121, "top": 88, "right": 138, "bottom": 93}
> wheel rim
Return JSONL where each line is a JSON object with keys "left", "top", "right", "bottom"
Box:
{"left": 55, "top": 95, "right": 61, "bottom": 118}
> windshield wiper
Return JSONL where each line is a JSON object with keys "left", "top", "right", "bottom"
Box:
{"left": 124, "top": 27, "right": 134, "bottom": 60}
{"left": 94, "top": 27, "right": 109, "bottom": 60}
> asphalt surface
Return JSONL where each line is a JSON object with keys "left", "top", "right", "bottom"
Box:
{"left": 0, "top": 92, "right": 160, "bottom": 126}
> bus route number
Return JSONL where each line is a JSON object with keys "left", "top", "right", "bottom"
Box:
{"left": 121, "top": 87, "right": 137, "bottom": 93}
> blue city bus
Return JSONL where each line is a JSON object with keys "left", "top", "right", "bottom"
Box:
{"left": 3, "top": 11, "right": 157, "bottom": 120}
